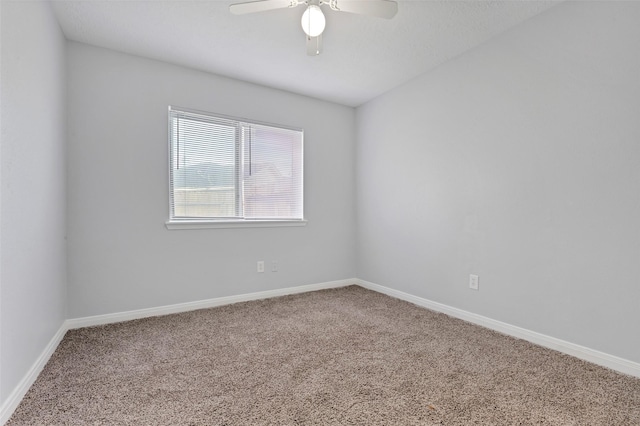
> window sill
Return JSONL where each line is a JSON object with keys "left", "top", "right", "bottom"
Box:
{"left": 165, "top": 219, "right": 308, "bottom": 230}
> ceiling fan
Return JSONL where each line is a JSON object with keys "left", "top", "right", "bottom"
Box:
{"left": 230, "top": 0, "right": 398, "bottom": 56}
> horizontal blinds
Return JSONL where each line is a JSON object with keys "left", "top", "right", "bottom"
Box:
{"left": 169, "top": 110, "right": 240, "bottom": 219}
{"left": 169, "top": 107, "right": 303, "bottom": 221}
{"left": 243, "top": 123, "right": 303, "bottom": 219}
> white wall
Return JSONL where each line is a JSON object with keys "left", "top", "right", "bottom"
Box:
{"left": 0, "top": 0, "right": 67, "bottom": 405}
{"left": 356, "top": 1, "right": 640, "bottom": 364}
{"left": 0, "top": 0, "right": 3, "bottom": 406}
{"left": 66, "top": 42, "right": 356, "bottom": 318}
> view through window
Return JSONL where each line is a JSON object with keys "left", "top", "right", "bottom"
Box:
{"left": 169, "top": 107, "right": 304, "bottom": 222}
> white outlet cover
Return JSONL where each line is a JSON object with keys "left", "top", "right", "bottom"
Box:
{"left": 469, "top": 274, "right": 479, "bottom": 290}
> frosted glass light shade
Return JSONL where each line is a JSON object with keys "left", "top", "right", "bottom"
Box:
{"left": 301, "top": 5, "right": 325, "bottom": 37}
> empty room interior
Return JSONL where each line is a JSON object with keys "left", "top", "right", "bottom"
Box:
{"left": 1, "top": 0, "right": 639, "bottom": 424}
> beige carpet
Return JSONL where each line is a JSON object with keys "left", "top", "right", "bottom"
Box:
{"left": 8, "top": 286, "right": 640, "bottom": 425}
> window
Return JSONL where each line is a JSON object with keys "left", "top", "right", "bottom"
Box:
{"left": 167, "top": 107, "right": 304, "bottom": 228}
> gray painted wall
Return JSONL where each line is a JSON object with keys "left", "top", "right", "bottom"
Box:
{"left": 66, "top": 42, "right": 356, "bottom": 318}
{"left": 0, "top": 1, "right": 67, "bottom": 405}
{"left": 356, "top": 1, "right": 640, "bottom": 363}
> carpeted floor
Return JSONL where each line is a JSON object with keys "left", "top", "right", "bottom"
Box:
{"left": 7, "top": 285, "right": 640, "bottom": 425}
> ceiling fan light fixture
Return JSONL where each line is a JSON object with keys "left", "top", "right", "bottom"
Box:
{"left": 301, "top": 5, "right": 325, "bottom": 37}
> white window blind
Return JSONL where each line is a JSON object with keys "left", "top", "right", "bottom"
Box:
{"left": 169, "top": 107, "right": 303, "bottom": 223}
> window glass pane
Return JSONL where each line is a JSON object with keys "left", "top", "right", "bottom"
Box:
{"left": 171, "top": 115, "right": 238, "bottom": 218}
{"left": 169, "top": 107, "right": 303, "bottom": 222}
{"left": 244, "top": 125, "right": 302, "bottom": 219}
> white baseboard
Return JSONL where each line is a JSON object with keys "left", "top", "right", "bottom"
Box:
{"left": 65, "top": 279, "right": 355, "bottom": 329}
{"left": 356, "top": 278, "right": 640, "bottom": 379}
{"left": 3, "top": 277, "right": 638, "bottom": 425}
{"left": 0, "top": 324, "right": 68, "bottom": 425}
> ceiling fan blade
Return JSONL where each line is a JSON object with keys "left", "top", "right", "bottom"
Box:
{"left": 306, "top": 34, "right": 323, "bottom": 56}
{"left": 329, "top": 0, "right": 398, "bottom": 19}
{"left": 230, "top": 0, "right": 299, "bottom": 15}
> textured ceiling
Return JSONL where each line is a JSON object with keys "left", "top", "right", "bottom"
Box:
{"left": 51, "top": 0, "right": 560, "bottom": 107}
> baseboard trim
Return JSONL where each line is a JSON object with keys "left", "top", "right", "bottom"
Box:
{"left": 4, "top": 277, "right": 637, "bottom": 425}
{"left": 66, "top": 279, "right": 355, "bottom": 330}
{"left": 356, "top": 279, "right": 640, "bottom": 378}
{"left": 0, "top": 323, "right": 68, "bottom": 425}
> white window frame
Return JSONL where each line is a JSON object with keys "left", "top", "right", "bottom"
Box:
{"left": 166, "top": 106, "right": 306, "bottom": 230}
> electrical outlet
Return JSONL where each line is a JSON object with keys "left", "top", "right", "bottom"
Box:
{"left": 257, "top": 261, "right": 265, "bottom": 273}
{"left": 469, "top": 274, "right": 479, "bottom": 290}
{"left": 272, "top": 261, "right": 278, "bottom": 272}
